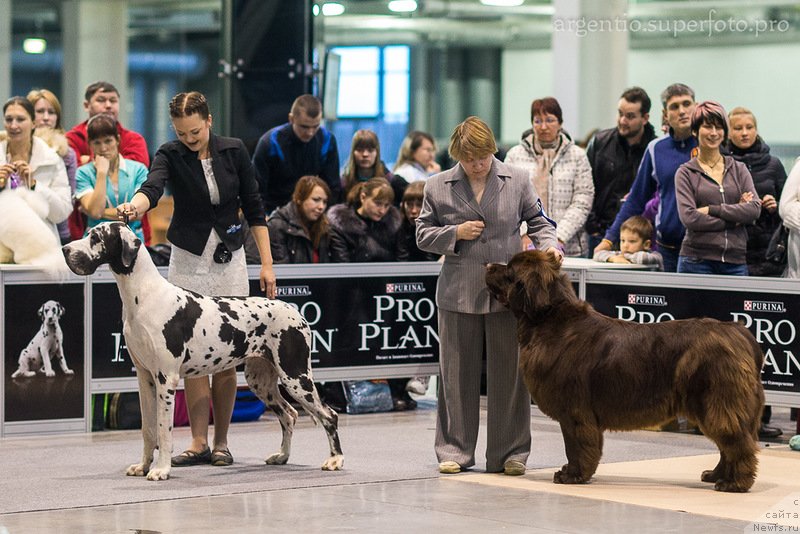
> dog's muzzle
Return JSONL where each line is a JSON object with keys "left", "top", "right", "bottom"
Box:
{"left": 62, "top": 244, "right": 99, "bottom": 276}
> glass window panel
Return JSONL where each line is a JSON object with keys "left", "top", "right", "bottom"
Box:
{"left": 383, "top": 73, "right": 409, "bottom": 120}
{"left": 383, "top": 46, "right": 409, "bottom": 72}
{"left": 338, "top": 74, "right": 379, "bottom": 117}
{"left": 331, "top": 46, "right": 380, "bottom": 73}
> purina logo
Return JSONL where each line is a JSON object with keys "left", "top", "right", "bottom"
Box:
{"left": 627, "top": 294, "right": 667, "bottom": 306}
{"left": 743, "top": 300, "right": 786, "bottom": 313}
{"left": 276, "top": 285, "right": 311, "bottom": 297}
{"left": 386, "top": 282, "right": 425, "bottom": 294}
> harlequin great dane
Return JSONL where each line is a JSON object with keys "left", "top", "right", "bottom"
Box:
{"left": 62, "top": 222, "right": 343, "bottom": 481}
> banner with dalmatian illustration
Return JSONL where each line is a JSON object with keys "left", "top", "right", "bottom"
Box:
{"left": 4, "top": 284, "right": 85, "bottom": 421}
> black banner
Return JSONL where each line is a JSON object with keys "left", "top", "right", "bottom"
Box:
{"left": 90, "top": 275, "right": 439, "bottom": 379}
{"left": 91, "top": 282, "right": 134, "bottom": 379}
{"left": 4, "top": 284, "right": 85, "bottom": 421}
{"left": 261, "top": 276, "right": 439, "bottom": 368}
{"left": 586, "top": 283, "right": 800, "bottom": 393}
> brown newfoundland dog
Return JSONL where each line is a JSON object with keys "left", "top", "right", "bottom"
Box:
{"left": 485, "top": 250, "right": 764, "bottom": 492}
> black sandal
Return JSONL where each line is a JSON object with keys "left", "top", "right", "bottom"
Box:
{"left": 171, "top": 447, "right": 212, "bottom": 467}
{"left": 211, "top": 448, "right": 234, "bottom": 466}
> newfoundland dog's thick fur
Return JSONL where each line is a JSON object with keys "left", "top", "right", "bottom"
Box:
{"left": 485, "top": 251, "right": 764, "bottom": 492}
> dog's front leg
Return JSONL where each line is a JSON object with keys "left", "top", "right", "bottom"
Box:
{"left": 126, "top": 365, "right": 158, "bottom": 477}
{"left": 554, "top": 418, "right": 602, "bottom": 484}
{"left": 55, "top": 339, "right": 74, "bottom": 375}
{"left": 40, "top": 343, "right": 56, "bottom": 377}
{"left": 145, "top": 371, "right": 180, "bottom": 481}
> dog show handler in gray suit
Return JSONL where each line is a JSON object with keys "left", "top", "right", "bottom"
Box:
{"left": 416, "top": 116, "right": 562, "bottom": 476}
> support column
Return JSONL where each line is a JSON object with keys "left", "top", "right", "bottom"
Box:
{"left": 410, "top": 45, "right": 432, "bottom": 134}
{"left": 552, "top": 0, "right": 628, "bottom": 138}
{"left": 61, "top": 0, "right": 128, "bottom": 128}
{"left": 438, "top": 48, "right": 465, "bottom": 138}
{"left": 0, "top": 0, "right": 11, "bottom": 103}
{"left": 466, "top": 48, "right": 501, "bottom": 137}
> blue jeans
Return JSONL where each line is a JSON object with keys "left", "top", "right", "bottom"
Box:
{"left": 587, "top": 234, "right": 604, "bottom": 258}
{"left": 677, "top": 256, "right": 749, "bottom": 276}
{"left": 657, "top": 245, "right": 679, "bottom": 273}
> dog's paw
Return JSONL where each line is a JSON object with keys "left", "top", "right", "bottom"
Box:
{"left": 44, "top": 370, "right": 55, "bottom": 377}
{"left": 714, "top": 479, "right": 752, "bottom": 493}
{"left": 322, "top": 455, "right": 344, "bottom": 471}
{"left": 265, "top": 452, "right": 289, "bottom": 465}
{"left": 126, "top": 463, "right": 148, "bottom": 477}
{"left": 554, "top": 468, "right": 588, "bottom": 484}
{"left": 145, "top": 467, "right": 171, "bottom": 481}
{"left": 701, "top": 469, "right": 721, "bottom": 483}
{"left": 64, "top": 369, "right": 75, "bottom": 375}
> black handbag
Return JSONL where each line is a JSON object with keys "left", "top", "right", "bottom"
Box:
{"left": 765, "top": 223, "right": 789, "bottom": 266}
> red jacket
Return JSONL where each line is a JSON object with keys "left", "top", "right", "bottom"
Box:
{"left": 66, "top": 121, "right": 150, "bottom": 167}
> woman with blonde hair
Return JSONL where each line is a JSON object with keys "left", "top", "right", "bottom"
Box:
{"left": 340, "top": 129, "right": 391, "bottom": 197}
{"left": 27, "top": 88, "right": 78, "bottom": 244}
{"left": 723, "top": 107, "right": 787, "bottom": 277}
{"left": 416, "top": 116, "right": 561, "bottom": 475}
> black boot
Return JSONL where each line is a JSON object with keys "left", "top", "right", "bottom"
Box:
{"left": 758, "top": 423, "right": 783, "bottom": 439}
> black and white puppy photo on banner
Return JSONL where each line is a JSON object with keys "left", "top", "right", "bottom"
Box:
{"left": 4, "top": 283, "right": 84, "bottom": 422}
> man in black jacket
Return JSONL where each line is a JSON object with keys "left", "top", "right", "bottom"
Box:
{"left": 252, "top": 95, "right": 341, "bottom": 213}
{"left": 585, "top": 87, "right": 657, "bottom": 254}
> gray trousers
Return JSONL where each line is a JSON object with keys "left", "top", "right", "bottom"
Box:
{"left": 435, "top": 309, "right": 531, "bottom": 472}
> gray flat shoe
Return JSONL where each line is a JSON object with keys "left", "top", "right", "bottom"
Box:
{"left": 171, "top": 448, "right": 212, "bottom": 467}
{"left": 211, "top": 448, "right": 234, "bottom": 466}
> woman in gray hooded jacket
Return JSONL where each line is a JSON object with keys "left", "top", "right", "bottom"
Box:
{"left": 675, "top": 101, "right": 761, "bottom": 275}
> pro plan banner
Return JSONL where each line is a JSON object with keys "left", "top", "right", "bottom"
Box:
{"left": 4, "top": 283, "right": 85, "bottom": 421}
{"left": 586, "top": 283, "right": 800, "bottom": 394}
{"left": 91, "top": 274, "right": 439, "bottom": 380}
{"left": 253, "top": 276, "right": 439, "bottom": 368}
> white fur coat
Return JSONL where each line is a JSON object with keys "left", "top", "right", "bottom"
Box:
{"left": 0, "top": 136, "right": 70, "bottom": 270}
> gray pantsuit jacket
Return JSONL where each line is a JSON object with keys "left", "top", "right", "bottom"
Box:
{"left": 415, "top": 157, "right": 558, "bottom": 470}
{"left": 416, "top": 157, "right": 558, "bottom": 312}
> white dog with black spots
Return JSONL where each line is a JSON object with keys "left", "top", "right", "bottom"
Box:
{"left": 62, "top": 222, "right": 343, "bottom": 481}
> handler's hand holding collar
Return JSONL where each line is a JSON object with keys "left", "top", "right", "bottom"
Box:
{"left": 545, "top": 246, "right": 564, "bottom": 265}
{"left": 117, "top": 201, "right": 143, "bottom": 222}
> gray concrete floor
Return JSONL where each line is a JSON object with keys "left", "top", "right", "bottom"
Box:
{"left": 0, "top": 400, "right": 795, "bottom": 534}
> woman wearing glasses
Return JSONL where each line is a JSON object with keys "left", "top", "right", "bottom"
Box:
{"left": 505, "top": 97, "right": 594, "bottom": 256}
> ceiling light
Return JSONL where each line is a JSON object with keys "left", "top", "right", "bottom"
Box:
{"left": 480, "top": 0, "right": 525, "bottom": 6}
{"left": 23, "top": 38, "right": 47, "bottom": 54}
{"left": 388, "top": 0, "right": 418, "bottom": 12}
{"left": 321, "top": 2, "right": 345, "bottom": 16}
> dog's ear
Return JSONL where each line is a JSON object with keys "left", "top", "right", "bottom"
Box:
{"left": 507, "top": 255, "right": 556, "bottom": 316}
{"left": 37, "top": 303, "right": 45, "bottom": 319}
{"left": 57, "top": 302, "right": 64, "bottom": 317}
{"left": 507, "top": 278, "right": 533, "bottom": 316}
{"left": 120, "top": 234, "right": 142, "bottom": 269}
